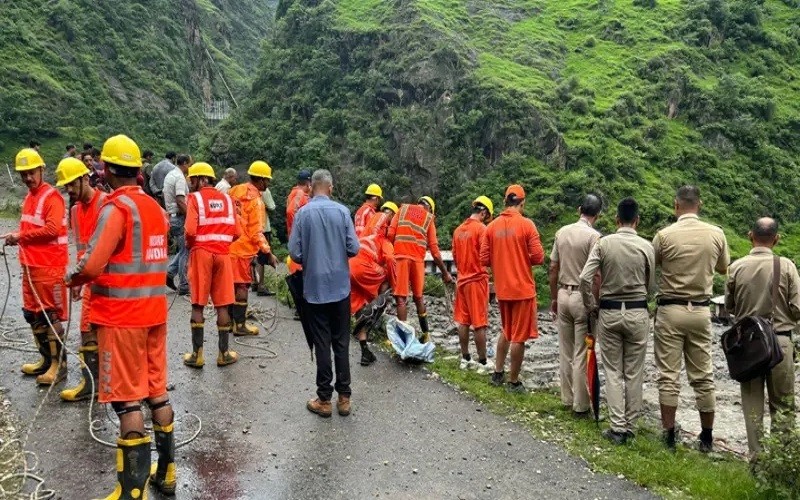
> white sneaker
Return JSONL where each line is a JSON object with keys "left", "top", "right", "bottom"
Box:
{"left": 474, "top": 361, "right": 489, "bottom": 375}
{"left": 459, "top": 358, "right": 470, "bottom": 370}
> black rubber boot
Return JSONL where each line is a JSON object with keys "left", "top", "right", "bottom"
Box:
{"left": 183, "top": 323, "right": 205, "bottom": 368}
{"left": 36, "top": 333, "right": 66, "bottom": 386}
{"left": 231, "top": 302, "right": 258, "bottom": 336}
{"left": 217, "top": 324, "right": 238, "bottom": 366}
{"left": 150, "top": 423, "right": 176, "bottom": 495}
{"left": 60, "top": 343, "right": 99, "bottom": 401}
{"left": 418, "top": 313, "right": 430, "bottom": 343}
{"left": 360, "top": 348, "right": 377, "bottom": 366}
{"left": 99, "top": 436, "right": 152, "bottom": 500}
{"left": 21, "top": 329, "right": 51, "bottom": 376}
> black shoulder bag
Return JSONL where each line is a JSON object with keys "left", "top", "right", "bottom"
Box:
{"left": 721, "top": 256, "right": 784, "bottom": 383}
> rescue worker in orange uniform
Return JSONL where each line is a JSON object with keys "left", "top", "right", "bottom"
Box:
{"left": 363, "top": 201, "right": 398, "bottom": 236}
{"left": 229, "top": 161, "right": 277, "bottom": 335}
{"left": 286, "top": 169, "right": 312, "bottom": 277}
{"left": 349, "top": 202, "right": 398, "bottom": 366}
{"left": 56, "top": 157, "right": 107, "bottom": 401}
{"left": 452, "top": 196, "right": 493, "bottom": 371}
{"left": 354, "top": 184, "right": 383, "bottom": 237}
{"left": 388, "top": 196, "right": 453, "bottom": 342}
{"left": 480, "top": 185, "right": 545, "bottom": 393}
{"left": 65, "top": 134, "right": 176, "bottom": 497}
{"left": 183, "top": 162, "right": 242, "bottom": 367}
{"left": 1, "top": 148, "right": 69, "bottom": 386}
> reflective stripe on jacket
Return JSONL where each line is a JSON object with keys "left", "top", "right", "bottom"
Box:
{"left": 89, "top": 188, "right": 169, "bottom": 327}
{"left": 72, "top": 189, "right": 108, "bottom": 258}
{"left": 188, "top": 188, "right": 237, "bottom": 254}
{"left": 19, "top": 183, "right": 68, "bottom": 267}
{"left": 391, "top": 204, "right": 434, "bottom": 262}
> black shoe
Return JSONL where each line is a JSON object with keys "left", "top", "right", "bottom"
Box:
{"left": 490, "top": 371, "right": 505, "bottom": 387}
{"left": 603, "top": 429, "right": 628, "bottom": 445}
{"left": 698, "top": 439, "right": 713, "bottom": 453}
{"left": 166, "top": 274, "right": 177, "bottom": 291}
{"left": 251, "top": 282, "right": 259, "bottom": 292}
{"left": 573, "top": 410, "right": 591, "bottom": 420}
{"left": 624, "top": 430, "right": 636, "bottom": 441}
{"left": 360, "top": 349, "right": 376, "bottom": 366}
{"left": 662, "top": 428, "right": 677, "bottom": 451}
{"left": 293, "top": 311, "right": 301, "bottom": 321}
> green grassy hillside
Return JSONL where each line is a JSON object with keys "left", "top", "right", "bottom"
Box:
{"left": 209, "top": 0, "right": 799, "bottom": 263}
{"left": 0, "top": 0, "right": 274, "bottom": 162}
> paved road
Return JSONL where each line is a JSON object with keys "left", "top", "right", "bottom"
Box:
{"left": 0, "top": 240, "right": 654, "bottom": 499}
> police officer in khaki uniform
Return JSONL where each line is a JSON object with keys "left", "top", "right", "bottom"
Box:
{"left": 725, "top": 217, "right": 799, "bottom": 459}
{"left": 653, "top": 185, "right": 729, "bottom": 451}
{"left": 548, "top": 194, "right": 602, "bottom": 417}
{"left": 580, "top": 198, "right": 655, "bottom": 444}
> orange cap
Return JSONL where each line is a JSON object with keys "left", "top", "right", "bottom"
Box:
{"left": 505, "top": 184, "right": 525, "bottom": 199}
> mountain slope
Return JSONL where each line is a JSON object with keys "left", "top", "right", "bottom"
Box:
{"left": 210, "top": 0, "right": 799, "bottom": 259}
{"left": 0, "top": 0, "right": 273, "bottom": 159}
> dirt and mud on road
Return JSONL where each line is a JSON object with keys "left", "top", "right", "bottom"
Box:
{"left": 0, "top": 219, "right": 653, "bottom": 499}
{"left": 421, "top": 294, "right": 800, "bottom": 456}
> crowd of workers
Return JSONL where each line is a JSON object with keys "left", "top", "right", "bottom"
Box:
{"left": 1, "top": 135, "right": 797, "bottom": 498}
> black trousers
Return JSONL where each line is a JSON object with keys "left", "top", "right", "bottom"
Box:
{"left": 307, "top": 297, "right": 352, "bottom": 401}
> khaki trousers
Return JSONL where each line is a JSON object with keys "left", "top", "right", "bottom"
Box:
{"left": 557, "top": 288, "right": 589, "bottom": 412}
{"left": 598, "top": 308, "right": 649, "bottom": 433}
{"left": 740, "top": 335, "right": 796, "bottom": 457}
{"left": 654, "top": 304, "right": 715, "bottom": 412}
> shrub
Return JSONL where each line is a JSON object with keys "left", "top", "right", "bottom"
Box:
{"left": 752, "top": 416, "right": 800, "bottom": 499}
{"left": 633, "top": 0, "right": 657, "bottom": 8}
{"left": 568, "top": 97, "right": 590, "bottom": 115}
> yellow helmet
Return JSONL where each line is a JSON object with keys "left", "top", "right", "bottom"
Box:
{"left": 381, "top": 201, "right": 399, "bottom": 214}
{"left": 15, "top": 148, "right": 46, "bottom": 171}
{"left": 418, "top": 196, "right": 436, "bottom": 214}
{"left": 248, "top": 160, "right": 272, "bottom": 179}
{"left": 100, "top": 134, "right": 142, "bottom": 168}
{"left": 187, "top": 162, "right": 216, "bottom": 179}
{"left": 365, "top": 184, "right": 383, "bottom": 198}
{"left": 472, "top": 195, "right": 494, "bottom": 217}
{"left": 56, "top": 157, "right": 90, "bottom": 186}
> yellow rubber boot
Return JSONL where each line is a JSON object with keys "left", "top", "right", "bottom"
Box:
{"left": 216, "top": 324, "right": 238, "bottom": 366}
{"left": 60, "top": 344, "right": 99, "bottom": 402}
{"left": 182, "top": 323, "right": 205, "bottom": 368}
{"left": 231, "top": 302, "right": 259, "bottom": 336}
{"left": 150, "top": 423, "right": 176, "bottom": 495}
{"left": 418, "top": 313, "right": 431, "bottom": 343}
{"left": 95, "top": 436, "right": 151, "bottom": 500}
{"left": 21, "top": 329, "right": 50, "bottom": 376}
{"left": 36, "top": 336, "right": 66, "bottom": 386}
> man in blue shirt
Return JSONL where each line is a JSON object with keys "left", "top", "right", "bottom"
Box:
{"left": 289, "top": 169, "right": 360, "bottom": 418}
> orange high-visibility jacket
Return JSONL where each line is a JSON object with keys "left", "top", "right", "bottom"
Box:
{"left": 349, "top": 232, "right": 396, "bottom": 314}
{"left": 480, "top": 209, "right": 545, "bottom": 301}
{"left": 70, "top": 186, "right": 169, "bottom": 327}
{"left": 388, "top": 204, "right": 441, "bottom": 262}
{"left": 354, "top": 203, "right": 376, "bottom": 237}
{"left": 452, "top": 217, "right": 489, "bottom": 287}
{"left": 363, "top": 211, "right": 391, "bottom": 238}
{"left": 18, "top": 182, "right": 68, "bottom": 267}
{"left": 229, "top": 183, "right": 270, "bottom": 259}
{"left": 285, "top": 186, "right": 309, "bottom": 238}
{"left": 185, "top": 187, "right": 240, "bottom": 255}
{"left": 71, "top": 189, "right": 108, "bottom": 259}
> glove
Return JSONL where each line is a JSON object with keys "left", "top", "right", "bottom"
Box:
{"left": 257, "top": 251, "right": 271, "bottom": 266}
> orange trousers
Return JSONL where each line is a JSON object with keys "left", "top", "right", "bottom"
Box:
{"left": 97, "top": 324, "right": 168, "bottom": 403}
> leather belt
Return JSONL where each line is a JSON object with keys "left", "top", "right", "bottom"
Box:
{"left": 559, "top": 284, "right": 579, "bottom": 291}
{"left": 599, "top": 300, "right": 648, "bottom": 310}
{"left": 656, "top": 298, "right": 710, "bottom": 307}
{"left": 775, "top": 331, "right": 793, "bottom": 337}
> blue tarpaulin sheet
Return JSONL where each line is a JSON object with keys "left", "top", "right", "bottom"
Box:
{"left": 386, "top": 317, "right": 435, "bottom": 363}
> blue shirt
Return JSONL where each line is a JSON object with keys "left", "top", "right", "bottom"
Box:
{"left": 289, "top": 195, "right": 359, "bottom": 304}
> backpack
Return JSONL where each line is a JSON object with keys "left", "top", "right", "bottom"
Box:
{"left": 720, "top": 256, "right": 784, "bottom": 383}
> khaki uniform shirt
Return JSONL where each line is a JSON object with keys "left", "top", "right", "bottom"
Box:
{"left": 550, "top": 218, "right": 600, "bottom": 286}
{"left": 579, "top": 227, "right": 656, "bottom": 310}
{"left": 652, "top": 213, "right": 729, "bottom": 300}
{"left": 725, "top": 247, "right": 800, "bottom": 333}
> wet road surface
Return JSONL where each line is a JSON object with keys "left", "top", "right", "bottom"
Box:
{"left": 0, "top": 240, "right": 654, "bottom": 499}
